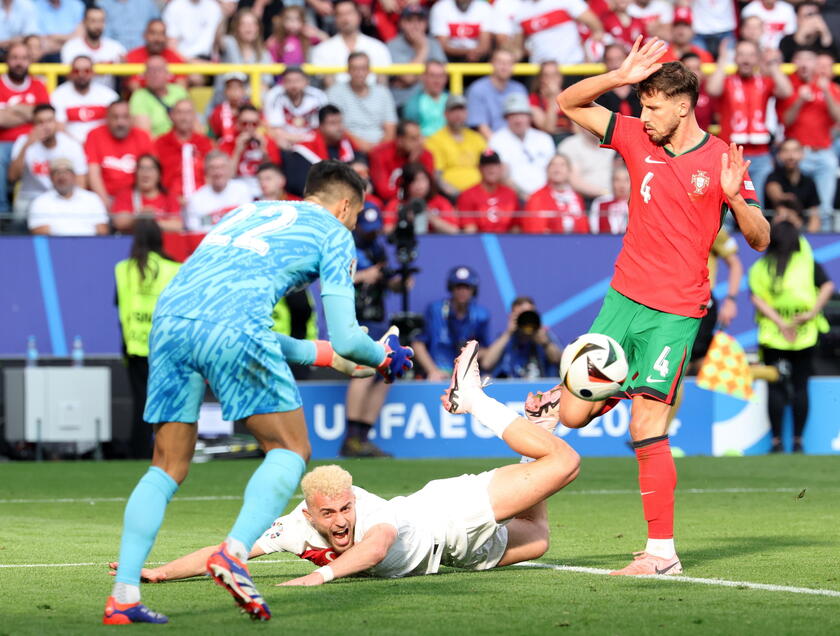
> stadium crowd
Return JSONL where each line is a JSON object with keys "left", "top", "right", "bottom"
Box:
{"left": 2, "top": 0, "right": 840, "bottom": 236}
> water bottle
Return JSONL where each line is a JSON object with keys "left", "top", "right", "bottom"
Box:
{"left": 26, "top": 335, "right": 38, "bottom": 367}
{"left": 71, "top": 335, "right": 85, "bottom": 367}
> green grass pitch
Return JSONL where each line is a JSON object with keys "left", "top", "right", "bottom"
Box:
{"left": 1, "top": 455, "right": 839, "bottom": 635}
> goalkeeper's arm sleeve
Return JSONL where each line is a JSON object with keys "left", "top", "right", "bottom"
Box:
{"left": 321, "top": 293, "right": 387, "bottom": 368}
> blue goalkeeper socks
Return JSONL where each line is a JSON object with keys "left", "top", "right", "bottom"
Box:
{"left": 228, "top": 448, "right": 306, "bottom": 555}
{"left": 115, "top": 466, "right": 179, "bottom": 586}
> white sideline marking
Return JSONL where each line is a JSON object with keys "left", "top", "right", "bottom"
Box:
{"left": 0, "top": 487, "right": 820, "bottom": 505}
{"left": 516, "top": 562, "right": 840, "bottom": 598}
{"left": 0, "top": 559, "right": 296, "bottom": 569}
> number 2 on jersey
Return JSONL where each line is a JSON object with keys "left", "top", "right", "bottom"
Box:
{"left": 640, "top": 172, "right": 654, "bottom": 204}
{"left": 205, "top": 203, "right": 298, "bottom": 256}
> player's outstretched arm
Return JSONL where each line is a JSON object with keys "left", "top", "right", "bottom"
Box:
{"left": 557, "top": 36, "right": 667, "bottom": 138}
{"left": 721, "top": 143, "right": 770, "bottom": 251}
{"left": 278, "top": 523, "right": 398, "bottom": 586}
{"left": 108, "top": 545, "right": 268, "bottom": 583}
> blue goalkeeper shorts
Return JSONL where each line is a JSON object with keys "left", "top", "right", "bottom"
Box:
{"left": 144, "top": 316, "right": 302, "bottom": 424}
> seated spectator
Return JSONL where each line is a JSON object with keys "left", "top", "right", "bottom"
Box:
{"left": 489, "top": 93, "right": 556, "bottom": 198}
{"left": 284, "top": 104, "right": 356, "bottom": 196}
{"left": 60, "top": 6, "right": 125, "bottom": 90}
{"left": 24, "top": 33, "right": 45, "bottom": 65}
{"left": 85, "top": 100, "right": 154, "bottom": 210}
{"left": 154, "top": 99, "right": 213, "bottom": 200}
{"left": 691, "top": 0, "right": 738, "bottom": 55}
{"left": 383, "top": 162, "right": 459, "bottom": 234}
{"left": 780, "top": 1, "right": 837, "bottom": 62}
{"left": 9, "top": 104, "right": 87, "bottom": 218}
{"left": 430, "top": 0, "right": 493, "bottom": 62}
{"left": 426, "top": 95, "right": 486, "bottom": 200}
{"left": 512, "top": 0, "right": 603, "bottom": 64}
{"left": 765, "top": 138, "right": 822, "bottom": 233}
{"left": 370, "top": 120, "right": 435, "bottom": 202}
{"left": 184, "top": 151, "right": 251, "bottom": 231}
{"left": 482, "top": 296, "right": 563, "bottom": 378}
{"left": 257, "top": 162, "right": 299, "bottom": 201}
{"left": 208, "top": 73, "right": 249, "bottom": 146}
{"left": 457, "top": 150, "right": 519, "bottom": 233}
{"left": 129, "top": 56, "right": 189, "bottom": 137}
{"left": 680, "top": 52, "right": 716, "bottom": 131}
{"left": 523, "top": 154, "right": 588, "bottom": 234}
{"left": 35, "top": 0, "right": 85, "bottom": 58}
{"left": 590, "top": 162, "right": 630, "bottom": 234}
{"left": 211, "top": 9, "right": 273, "bottom": 110}
{"left": 595, "top": 44, "right": 642, "bottom": 117}
{"left": 411, "top": 265, "right": 490, "bottom": 380}
{"left": 218, "top": 104, "right": 282, "bottom": 198}
{"left": 771, "top": 198, "right": 808, "bottom": 228}
{"left": 28, "top": 158, "right": 108, "bottom": 236}
{"left": 403, "top": 61, "right": 450, "bottom": 137}
{"left": 266, "top": 6, "right": 327, "bottom": 65}
{"left": 628, "top": 0, "right": 673, "bottom": 41}
{"left": 163, "top": 0, "right": 223, "bottom": 61}
{"left": 741, "top": 0, "right": 796, "bottom": 50}
{"left": 599, "top": 0, "right": 646, "bottom": 51}
{"left": 264, "top": 67, "right": 327, "bottom": 150}
{"left": 387, "top": 6, "right": 447, "bottom": 108}
{"left": 776, "top": 48, "right": 840, "bottom": 231}
{"left": 310, "top": 0, "right": 392, "bottom": 87}
{"left": 466, "top": 48, "right": 528, "bottom": 139}
{"left": 530, "top": 61, "right": 573, "bottom": 141}
{"left": 350, "top": 157, "right": 384, "bottom": 209}
{"left": 125, "top": 19, "right": 186, "bottom": 92}
{"left": 98, "top": 0, "right": 160, "bottom": 52}
{"left": 112, "top": 153, "right": 182, "bottom": 233}
{"left": 739, "top": 15, "right": 765, "bottom": 48}
{"left": 0, "top": 42, "right": 50, "bottom": 217}
{"left": 557, "top": 123, "right": 615, "bottom": 199}
{"left": 326, "top": 52, "right": 398, "bottom": 153}
{"left": 0, "top": 0, "right": 38, "bottom": 50}
{"left": 51, "top": 55, "right": 118, "bottom": 145}
{"left": 658, "top": 9, "right": 714, "bottom": 63}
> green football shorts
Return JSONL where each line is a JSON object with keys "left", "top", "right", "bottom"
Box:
{"left": 589, "top": 288, "right": 701, "bottom": 404}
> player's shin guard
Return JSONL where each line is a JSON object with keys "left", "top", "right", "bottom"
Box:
{"left": 228, "top": 448, "right": 306, "bottom": 556}
{"left": 115, "top": 466, "right": 179, "bottom": 586}
{"left": 633, "top": 435, "right": 677, "bottom": 542}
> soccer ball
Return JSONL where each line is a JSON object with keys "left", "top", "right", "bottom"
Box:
{"left": 560, "top": 333, "right": 628, "bottom": 401}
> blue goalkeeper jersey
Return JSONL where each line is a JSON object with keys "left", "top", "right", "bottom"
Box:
{"left": 155, "top": 200, "right": 356, "bottom": 334}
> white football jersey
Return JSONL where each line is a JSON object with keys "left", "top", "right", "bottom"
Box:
{"left": 184, "top": 181, "right": 252, "bottom": 231}
{"left": 263, "top": 85, "right": 327, "bottom": 138}
{"left": 51, "top": 82, "right": 119, "bottom": 144}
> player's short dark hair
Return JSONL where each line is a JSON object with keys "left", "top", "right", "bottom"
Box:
{"left": 33, "top": 103, "right": 55, "bottom": 117}
{"left": 304, "top": 159, "right": 366, "bottom": 206}
{"left": 257, "top": 162, "right": 282, "bottom": 175}
{"left": 319, "top": 104, "right": 342, "bottom": 124}
{"left": 636, "top": 61, "right": 699, "bottom": 107}
{"left": 84, "top": 5, "right": 104, "bottom": 18}
{"left": 396, "top": 119, "right": 419, "bottom": 138}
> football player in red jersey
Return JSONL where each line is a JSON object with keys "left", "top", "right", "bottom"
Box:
{"left": 528, "top": 37, "right": 770, "bottom": 576}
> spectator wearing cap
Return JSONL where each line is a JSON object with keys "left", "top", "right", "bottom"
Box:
{"left": 208, "top": 73, "right": 249, "bottom": 147}
{"left": 557, "top": 123, "right": 616, "bottom": 199}
{"left": 403, "top": 61, "right": 450, "bottom": 137}
{"left": 98, "top": 0, "right": 160, "bottom": 52}
{"left": 125, "top": 19, "right": 187, "bottom": 92}
{"left": 658, "top": 8, "right": 714, "bottom": 63}
{"left": 430, "top": 0, "right": 493, "bottom": 63}
{"left": 219, "top": 104, "right": 282, "bottom": 198}
{"left": 489, "top": 93, "right": 556, "bottom": 198}
{"left": 257, "top": 162, "right": 299, "bottom": 202}
{"left": 691, "top": 0, "right": 737, "bottom": 55}
{"left": 163, "top": 0, "right": 223, "bottom": 61}
{"left": 457, "top": 150, "right": 519, "bottom": 233}
{"left": 184, "top": 150, "right": 251, "bottom": 231}
{"left": 765, "top": 138, "right": 822, "bottom": 232}
{"left": 285, "top": 105, "right": 356, "bottom": 196}
{"left": 310, "top": 0, "right": 393, "bottom": 88}
{"left": 426, "top": 94, "right": 486, "bottom": 200}
{"left": 524, "top": 154, "right": 588, "bottom": 234}
{"left": 466, "top": 48, "right": 528, "bottom": 139}
{"left": 128, "top": 55, "right": 189, "bottom": 137}
{"left": 28, "top": 157, "right": 109, "bottom": 236}
{"left": 741, "top": 0, "right": 797, "bottom": 51}
{"left": 9, "top": 103, "right": 87, "bottom": 218}
{"left": 154, "top": 99, "right": 213, "bottom": 200}
{"left": 780, "top": 2, "right": 838, "bottom": 63}
{"left": 264, "top": 67, "right": 327, "bottom": 150}
{"left": 411, "top": 265, "right": 491, "bottom": 380}
{"left": 387, "top": 6, "right": 447, "bottom": 108}
{"left": 595, "top": 44, "right": 642, "bottom": 118}
{"left": 51, "top": 55, "right": 119, "bottom": 145}
{"left": 327, "top": 52, "right": 398, "bottom": 153}
{"left": 371, "top": 120, "right": 436, "bottom": 202}
{"left": 60, "top": 6, "right": 126, "bottom": 90}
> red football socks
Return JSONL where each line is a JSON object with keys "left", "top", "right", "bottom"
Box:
{"left": 633, "top": 436, "right": 676, "bottom": 540}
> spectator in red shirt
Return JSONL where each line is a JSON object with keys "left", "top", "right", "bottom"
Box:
{"left": 658, "top": 8, "right": 714, "bottom": 63}
{"left": 0, "top": 42, "right": 49, "bottom": 216}
{"left": 85, "top": 100, "right": 154, "bottom": 210}
{"left": 256, "top": 162, "right": 300, "bottom": 202}
{"left": 383, "top": 162, "right": 459, "bottom": 234}
{"left": 599, "top": 0, "right": 646, "bottom": 50}
{"left": 523, "top": 154, "right": 588, "bottom": 234}
{"left": 530, "top": 61, "right": 573, "bottom": 140}
{"left": 589, "top": 162, "right": 630, "bottom": 234}
{"left": 370, "top": 120, "right": 436, "bottom": 202}
{"left": 777, "top": 48, "right": 840, "bottom": 230}
{"left": 458, "top": 150, "right": 519, "bottom": 233}
{"left": 125, "top": 19, "right": 187, "bottom": 92}
{"left": 218, "top": 104, "right": 282, "bottom": 198}
{"left": 680, "top": 52, "right": 716, "bottom": 131}
{"left": 155, "top": 99, "right": 214, "bottom": 201}
{"left": 112, "top": 154, "right": 183, "bottom": 233}
{"left": 208, "top": 73, "right": 249, "bottom": 146}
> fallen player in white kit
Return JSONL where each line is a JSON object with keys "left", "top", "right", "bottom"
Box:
{"left": 108, "top": 341, "right": 579, "bottom": 584}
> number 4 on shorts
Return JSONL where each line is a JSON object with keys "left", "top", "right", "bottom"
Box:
{"left": 653, "top": 346, "right": 671, "bottom": 377}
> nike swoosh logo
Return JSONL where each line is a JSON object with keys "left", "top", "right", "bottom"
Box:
{"left": 645, "top": 155, "right": 666, "bottom": 164}
{"left": 655, "top": 562, "right": 679, "bottom": 575}
{"left": 645, "top": 376, "right": 666, "bottom": 384}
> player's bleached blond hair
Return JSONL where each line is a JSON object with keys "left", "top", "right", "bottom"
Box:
{"left": 300, "top": 465, "right": 353, "bottom": 502}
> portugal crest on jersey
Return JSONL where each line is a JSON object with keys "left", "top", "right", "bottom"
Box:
{"left": 690, "top": 170, "right": 710, "bottom": 195}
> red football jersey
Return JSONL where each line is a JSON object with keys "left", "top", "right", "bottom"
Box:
{"left": 777, "top": 74, "right": 840, "bottom": 150}
{"left": 154, "top": 130, "right": 214, "bottom": 197}
{"left": 84, "top": 125, "right": 154, "bottom": 197}
{"left": 601, "top": 113, "right": 759, "bottom": 317}
{"left": 457, "top": 183, "right": 519, "bottom": 232}
{"left": 0, "top": 75, "right": 49, "bottom": 142}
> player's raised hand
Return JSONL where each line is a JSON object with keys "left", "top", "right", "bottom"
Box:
{"left": 721, "top": 143, "right": 752, "bottom": 199}
{"left": 377, "top": 328, "right": 414, "bottom": 384}
{"left": 615, "top": 36, "right": 667, "bottom": 86}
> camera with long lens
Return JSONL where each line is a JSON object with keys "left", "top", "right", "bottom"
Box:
{"left": 516, "top": 310, "right": 541, "bottom": 336}
{"left": 388, "top": 199, "right": 425, "bottom": 343}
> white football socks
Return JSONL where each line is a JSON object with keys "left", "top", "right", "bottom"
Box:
{"left": 225, "top": 537, "right": 249, "bottom": 562}
{"left": 470, "top": 393, "right": 520, "bottom": 439}
{"left": 112, "top": 582, "right": 140, "bottom": 604}
{"left": 645, "top": 538, "right": 676, "bottom": 560}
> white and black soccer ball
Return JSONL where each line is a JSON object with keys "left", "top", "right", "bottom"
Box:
{"left": 560, "top": 333, "right": 628, "bottom": 401}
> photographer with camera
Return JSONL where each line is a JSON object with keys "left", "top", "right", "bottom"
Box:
{"left": 383, "top": 162, "right": 460, "bottom": 235}
{"left": 412, "top": 266, "right": 491, "bottom": 381}
{"left": 481, "top": 297, "right": 563, "bottom": 379}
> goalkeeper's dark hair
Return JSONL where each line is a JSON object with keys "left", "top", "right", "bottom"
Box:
{"left": 636, "top": 61, "right": 699, "bottom": 107}
{"left": 304, "top": 159, "right": 366, "bottom": 206}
